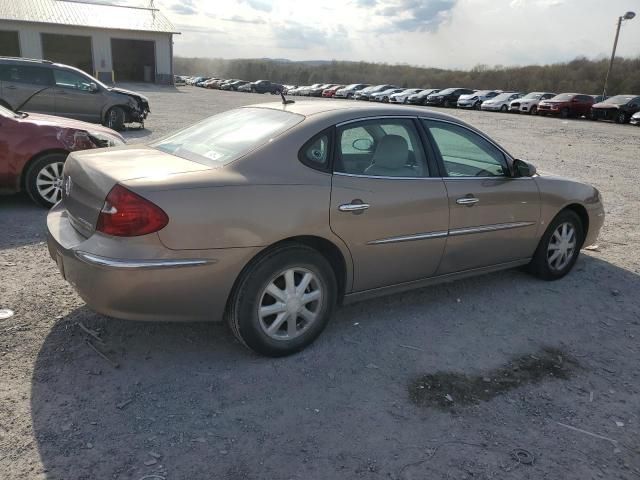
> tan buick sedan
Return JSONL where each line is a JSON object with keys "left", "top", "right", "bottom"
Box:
{"left": 47, "top": 101, "right": 604, "bottom": 356}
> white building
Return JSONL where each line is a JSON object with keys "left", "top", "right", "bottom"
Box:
{"left": 0, "top": 0, "right": 179, "bottom": 84}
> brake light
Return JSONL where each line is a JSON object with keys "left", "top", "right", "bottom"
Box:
{"left": 96, "top": 184, "right": 168, "bottom": 237}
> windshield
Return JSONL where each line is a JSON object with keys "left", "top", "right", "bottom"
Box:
{"left": 418, "top": 89, "right": 438, "bottom": 97}
{"left": 492, "top": 93, "right": 515, "bottom": 101}
{"left": 523, "top": 92, "right": 543, "bottom": 100}
{"left": 436, "top": 88, "right": 456, "bottom": 95}
{"left": 472, "top": 90, "right": 491, "bottom": 96}
{"left": 0, "top": 104, "right": 18, "bottom": 118}
{"left": 551, "top": 93, "right": 573, "bottom": 101}
{"left": 151, "top": 108, "right": 303, "bottom": 167}
{"left": 605, "top": 95, "right": 636, "bottom": 105}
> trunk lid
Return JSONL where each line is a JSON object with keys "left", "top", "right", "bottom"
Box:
{"left": 62, "top": 145, "right": 210, "bottom": 237}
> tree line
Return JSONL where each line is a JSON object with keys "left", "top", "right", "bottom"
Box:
{"left": 174, "top": 56, "right": 640, "bottom": 95}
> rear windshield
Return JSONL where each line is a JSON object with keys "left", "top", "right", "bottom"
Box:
{"left": 151, "top": 108, "right": 303, "bottom": 167}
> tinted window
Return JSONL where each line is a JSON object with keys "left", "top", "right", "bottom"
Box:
{"left": 0, "top": 65, "right": 53, "bottom": 85}
{"left": 299, "top": 130, "right": 330, "bottom": 170}
{"left": 336, "top": 119, "right": 428, "bottom": 178}
{"left": 424, "top": 120, "right": 508, "bottom": 177}
{"left": 54, "top": 69, "right": 93, "bottom": 91}
{"left": 151, "top": 108, "right": 303, "bottom": 167}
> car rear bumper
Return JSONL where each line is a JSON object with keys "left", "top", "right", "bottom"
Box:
{"left": 46, "top": 203, "right": 260, "bottom": 323}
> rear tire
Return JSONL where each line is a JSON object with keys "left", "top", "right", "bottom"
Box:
{"left": 500, "top": 105, "right": 508, "bottom": 112}
{"left": 25, "top": 153, "right": 68, "bottom": 207}
{"left": 527, "top": 210, "right": 583, "bottom": 281}
{"left": 104, "top": 106, "right": 126, "bottom": 131}
{"left": 226, "top": 244, "right": 337, "bottom": 357}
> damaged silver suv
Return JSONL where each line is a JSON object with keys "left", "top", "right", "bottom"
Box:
{"left": 0, "top": 57, "right": 150, "bottom": 131}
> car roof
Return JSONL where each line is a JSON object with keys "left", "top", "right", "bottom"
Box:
{"left": 243, "top": 100, "right": 466, "bottom": 123}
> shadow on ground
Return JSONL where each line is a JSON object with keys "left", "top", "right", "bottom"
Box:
{"left": 30, "top": 256, "right": 640, "bottom": 479}
{"left": 0, "top": 194, "right": 48, "bottom": 250}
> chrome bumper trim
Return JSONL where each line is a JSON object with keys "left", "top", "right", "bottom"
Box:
{"left": 75, "top": 251, "right": 213, "bottom": 269}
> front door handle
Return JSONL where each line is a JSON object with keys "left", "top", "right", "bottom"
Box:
{"left": 339, "top": 202, "right": 370, "bottom": 213}
{"left": 456, "top": 196, "right": 479, "bottom": 206}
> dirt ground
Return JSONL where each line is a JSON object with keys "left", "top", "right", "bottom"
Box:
{"left": 1, "top": 85, "right": 639, "bottom": 480}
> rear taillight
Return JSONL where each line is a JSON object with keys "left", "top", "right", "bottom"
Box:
{"left": 96, "top": 184, "right": 168, "bottom": 237}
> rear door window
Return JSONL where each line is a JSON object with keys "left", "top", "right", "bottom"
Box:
{"left": 2, "top": 65, "right": 53, "bottom": 86}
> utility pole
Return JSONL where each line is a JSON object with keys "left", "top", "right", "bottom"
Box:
{"left": 602, "top": 11, "right": 635, "bottom": 99}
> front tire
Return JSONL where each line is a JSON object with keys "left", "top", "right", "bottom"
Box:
{"left": 226, "top": 245, "right": 337, "bottom": 357}
{"left": 500, "top": 104, "right": 508, "bottom": 112}
{"left": 25, "top": 153, "right": 67, "bottom": 207}
{"left": 560, "top": 107, "right": 570, "bottom": 119}
{"left": 527, "top": 210, "right": 583, "bottom": 281}
{"left": 105, "top": 106, "right": 126, "bottom": 131}
{"left": 530, "top": 106, "right": 538, "bottom": 115}
{"left": 615, "top": 111, "right": 628, "bottom": 124}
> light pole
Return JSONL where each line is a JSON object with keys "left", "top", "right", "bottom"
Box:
{"left": 602, "top": 11, "right": 635, "bottom": 99}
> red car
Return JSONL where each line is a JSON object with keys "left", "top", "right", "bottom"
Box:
{"left": 537, "top": 93, "right": 594, "bottom": 118}
{"left": 322, "top": 85, "right": 345, "bottom": 98}
{"left": 0, "top": 104, "right": 124, "bottom": 207}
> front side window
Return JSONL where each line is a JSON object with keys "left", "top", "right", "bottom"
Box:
{"left": 335, "top": 119, "right": 428, "bottom": 177}
{"left": 151, "top": 107, "right": 303, "bottom": 167}
{"left": 424, "top": 120, "right": 508, "bottom": 177}
{"left": 54, "top": 69, "right": 94, "bottom": 91}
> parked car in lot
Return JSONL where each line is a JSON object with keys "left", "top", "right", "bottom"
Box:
{"left": 296, "top": 84, "right": 322, "bottom": 96}
{"left": 457, "top": 90, "right": 501, "bottom": 109}
{"left": 480, "top": 92, "right": 522, "bottom": 112}
{"left": 334, "top": 84, "right": 369, "bottom": 99}
{"left": 307, "top": 84, "right": 336, "bottom": 97}
{"left": 389, "top": 88, "right": 423, "bottom": 104}
{"left": 250, "top": 80, "right": 283, "bottom": 94}
{"left": 509, "top": 92, "right": 556, "bottom": 114}
{"left": 589, "top": 95, "right": 640, "bottom": 124}
{"left": 370, "top": 88, "right": 405, "bottom": 102}
{"left": 174, "top": 76, "right": 186, "bottom": 86}
{"left": 0, "top": 57, "right": 150, "bottom": 131}
{"left": 407, "top": 88, "right": 440, "bottom": 105}
{"left": 355, "top": 84, "right": 398, "bottom": 101}
{"left": 537, "top": 93, "right": 594, "bottom": 118}
{"left": 0, "top": 103, "right": 124, "bottom": 206}
{"left": 47, "top": 101, "right": 604, "bottom": 356}
{"left": 321, "top": 85, "right": 345, "bottom": 98}
{"left": 425, "top": 88, "right": 475, "bottom": 107}
{"left": 221, "top": 80, "right": 250, "bottom": 91}
{"left": 631, "top": 111, "right": 640, "bottom": 126}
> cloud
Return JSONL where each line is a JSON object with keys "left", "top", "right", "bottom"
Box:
{"left": 239, "top": 0, "right": 273, "bottom": 12}
{"left": 222, "top": 15, "right": 267, "bottom": 24}
{"left": 169, "top": 0, "right": 197, "bottom": 15}
{"left": 354, "top": 0, "right": 377, "bottom": 6}
{"left": 272, "top": 22, "right": 349, "bottom": 50}
{"left": 360, "top": 0, "right": 458, "bottom": 33}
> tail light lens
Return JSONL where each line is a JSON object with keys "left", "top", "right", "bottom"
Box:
{"left": 96, "top": 184, "right": 168, "bottom": 237}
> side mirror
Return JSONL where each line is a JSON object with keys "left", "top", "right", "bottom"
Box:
{"left": 89, "top": 82, "right": 99, "bottom": 93}
{"left": 513, "top": 159, "right": 536, "bottom": 177}
{"left": 352, "top": 138, "right": 373, "bottom": 152}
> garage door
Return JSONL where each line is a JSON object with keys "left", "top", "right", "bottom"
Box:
{"left": 41, "top": 33, "right": 93, "bottom": 74}
{"left": 0, "top": 31, "right": 20, "bottom": 57}
{"left": 111, "top": 39, "right": 155, "bottom": 82}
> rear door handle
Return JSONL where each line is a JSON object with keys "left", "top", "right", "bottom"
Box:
{"left": 456, "top": 197, "right": 479, "bottom": 206}
{"left": 339, "top": 202, "right": 370, "bottom": 213}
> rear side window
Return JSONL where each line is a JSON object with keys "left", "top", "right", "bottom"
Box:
{"left": 299, "top": 129, "right": 331, "bottom": 171}
{"left": 151, "top": 108, "right": 303, "bottom": 167}
{"left": 0, "top": 65, "right": 53, "bottom": 85}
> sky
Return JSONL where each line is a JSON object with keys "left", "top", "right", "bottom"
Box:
{"left": 137, "top": 0, "right": 638, "bottom": 69}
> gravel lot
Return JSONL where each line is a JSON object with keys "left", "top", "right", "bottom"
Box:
{"left": 1, "top": 84, "right": 639, "bottom": 479}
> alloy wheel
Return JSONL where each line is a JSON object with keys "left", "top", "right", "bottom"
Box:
{"left": 36, "top": 162, "right": 65, "bottom": 204}
{"left": 547, "top": 222, "right": 576, "bottom": 271}
{"left": 257, "top": 267, "right": 323, "bottom": 340}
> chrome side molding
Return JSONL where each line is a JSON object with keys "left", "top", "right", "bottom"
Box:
{"left": 75, "top": 251, "right": 214, "bottom": 269}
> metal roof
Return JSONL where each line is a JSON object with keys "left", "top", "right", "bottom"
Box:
{"left": 0, "top": 0, "right": 179, "bottom": 34}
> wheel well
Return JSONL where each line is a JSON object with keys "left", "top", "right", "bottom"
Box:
{"left": 103, "top": 105, "right": 132, "bottom": 123}
{"left": 228, "top": 236, "right": 348, "bottom": 309}
{"left": 564, "top": 203, "right": 589, "bottom": 245}
{"left": 19, "top": 149, "right": 69, "bottom": 191}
